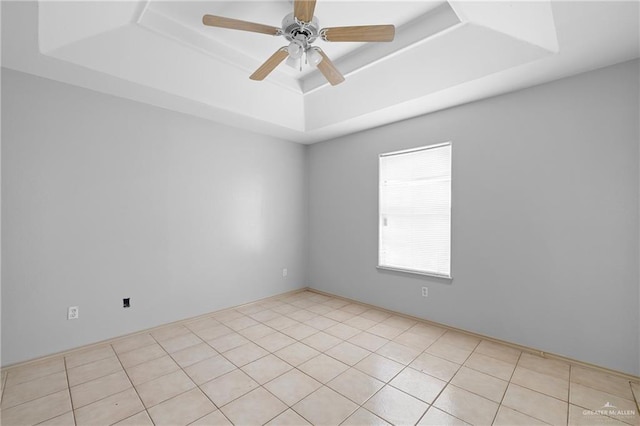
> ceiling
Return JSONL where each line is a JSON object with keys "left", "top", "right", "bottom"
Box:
{"left": 2, "top": 1, "right": 639, "bottom": 144}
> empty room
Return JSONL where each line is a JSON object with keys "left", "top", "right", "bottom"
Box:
{"left": 1, "top": 0, "right": 639, "bottom": 425}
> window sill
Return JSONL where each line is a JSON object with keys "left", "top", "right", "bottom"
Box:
{"left": 376, "top": 265, "right": 452, "bottom": 280}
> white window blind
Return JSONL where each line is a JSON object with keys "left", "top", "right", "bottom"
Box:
{"left": 378, "top": 143, "right": 452, "bottom": 278}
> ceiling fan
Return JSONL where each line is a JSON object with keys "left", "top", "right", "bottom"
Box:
{"left": 202, "top": 0, "right": 395, "bottom": 86}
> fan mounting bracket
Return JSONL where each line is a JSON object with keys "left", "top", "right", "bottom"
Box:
{"left": 281, "top": 12, "right": 320, "bottom": 45}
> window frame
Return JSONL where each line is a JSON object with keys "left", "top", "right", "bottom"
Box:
{"left": 377, "top": 142, "right": 453, "bottom": 279}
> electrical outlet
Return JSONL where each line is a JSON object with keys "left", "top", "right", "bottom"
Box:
{"left": 123, "top": 298, "right": 130, "bottom": 308}
{"left": 68, "top": 306, "right": 79, "bottom": 320}
{"left": 282, "top": 268, "right": 288, "bottom": 277}
{"left": 421, "top": 287, "right": 428, "bottom": 297}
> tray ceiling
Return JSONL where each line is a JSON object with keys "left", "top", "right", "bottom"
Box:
{"left": 2, "top": 1, "right": 639, "bottom": 143}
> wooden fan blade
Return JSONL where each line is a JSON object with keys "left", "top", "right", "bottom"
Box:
{"left": 316, "top": 50, "right": 345, "bottom": 86}
{"left": 202, "top": 15, "right": 280, "bottom": 36}
{"left": 249, "top": 49, "right": 289, "bottom": 81}
{"left": 294, "top": 0, "right": 316, "bottom": 22}
{"left": 322, "top": 25, "right": 395, "bottom": 42}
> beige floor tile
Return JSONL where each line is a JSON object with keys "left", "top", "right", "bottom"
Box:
{"left": 254, "top": 332, "right": 297, "bottom": 352}
{"left": 437, "top": 331, "right": 481, "bottom": 351}
{"left": 493, "top": 405, "right": 548, "bottom": 425}
{"left": 632, "top": 382, "right": 640, "bottom": 403}
{"left": 502, "top": 383, "right": 568, "bottom": 425}
{"left": 570, "top": 382, "right": 638, "bottom": 425}
{"left": 382, "top": 315, "right": 417, "bottom": 331}
{"left": 136, "top": 369, "right": 196, "bottom": 407}
{"left": 464, "top": 352, "right": 516, "bottom": 381}
{"left": 275, "top": 342, "right": 320, "bottom": 366}
{"left": 200, "top": 369, "right": 259, "bottom": 407}
{"left": 118, "top": 343, "right": 166, "bottom": 368}
{"left": 207, "top": 332, "right": 250, "bottom": 353}
{"left": 408, "top": 323, "right": 447, "bottom": 340}
{"left": 325, "top": 341, "right": 372, "bottom": 366}
{"left": 287, "top": 309, "right": 318, "bottom": 322}
{"left": 249, "top": 309, "right": 282, "bottom": 323}
{"left": 171, "top": 342, "right": 218, "bottom": 368}
{"left": 325, "top": 309, "right": 356, "bottom": 322}
{"left": 293, "top": 386, "right": 358, "bottom": 425}
{"left": 236, "top": 303, "right": 265, "bottom": 315}
{"left": 571, "top": 366, "right": 634, "bottom": 400}
{"left": 225, "top": 315, "right": 260, "bottom": 331}
{"left": 518, "top": 352, "right": 571, "bottom": 381}
{"left": 190, "top": 410, "right": 233, "bottom": 426}
{"left": 238, "top": 323, "right": 276, "bottom": 340}
{"left": 112, "top": 333, "right": 156, "bottom": 354}
{"left": 410, "top": 353, "right": 461, "bottom": 382}
{"left": 393, "top": 331, "right": 439, "bottom": 351}
{"left": 474, "top": 340, "right": 522, "bottom": 364}
{"left": 193, "top": 324, "right": 233, "bottom": 341}
{"left": 151, "top": 325, "right": 191, "bottom": 342}
{"left": 148, "top": 388, "right": 216, "bottom": 426}
{"left": 271, "top": 303, "right": 300, "bottom": 315}
{"left": 302, "top": 331, "right": 342, "bottom": 352}
{"left": 113, "top": 410, "right": 154, "bottom": 425}
{"left": 223, "top": 342, "right": 269, "bottom": 367}
{"left": 342, "top": 408, "right": 391, "bottom": 425}
{"left": 70, "top": 370, "right": 132, "bottom": 408}
{"left": 355, "top": 353, "right": 404, "bottom": 382}
{"left": 426, "top": 340, "right": 474, "bottom": 364}
{"left": 1, "top": 370, "right": 68, "bottom": 409}
{"left": 0, "top": 389, "right": 71, "bottom": 426}
{"left": 159, "top": 332, "right": 203, "bottom": 354}
{"left": 37, "top": 410, "right": 76, "bottom": 425}
{"left": 212, "top": 309, "right": 245, "bottom": 322}
{"left": 349, "top": 332, "right": 389, "bottom": 352}
{"left": 417, "top": 407, "right": 470, "bottom": 425}
{"left": 450, "top": 366, "right": 508, "bottom": 403}
{"left": 568, "top": 403, "right": 629, "bottom": 425}
{"left": 433, "top": 385, "right": 499, "bottom": 426}
{"left": 126, "top": 355, "right": 180, "bottom": 385}
{"left": 390, "top": 367, "right": 447, "bottom": 404}
{"left": 266, "top": 409, "right": 312, "bottom": 425}
{"left": 281, "top": 323, "right": 318, "bottom": 340}
{"left": 184, "top": 355, "right": 236, "bottom": 385}
{"left": 5, "top": 357, "right": 65, "bottom": 387}
{"left": 325, "top": 323, "right": 361, "bottom": 340}
{"left": 298, "top": 354, "right": 349, "bottom": 384}
{"left": 342, "top": 303, "right": 370, "bottom": 315}
{"left": 74, "top": 387, "right": 144, "bottom": 426}
{"left": 376, "top": 341, "right": 420, "bottom": 365}
{"left": 327, "top": 367, "right": 384, "bottom": 404}
{"left": 368, "top": 323, "right": 405, "bottom": 340}
{"left": 307, "top": 304, "right": 334, "bottom": 316}
{"left": 360, "top": 309, "right": 392, "bottom": 322}
{"left": 322, "top": 298, "right": 350, "bottom": 310}
{"left": 344, "top": 315, "right": 378, "bottom": 331}
{"left": 67, "top": 355, "right": 122, "bottom": 387}
{"left": 65, "top": 345, "right": 115, "bottom": 369}
{"left": 512, "top": 365, "right": 569, "bottom": 400}
{"left": 364, "top": 385, "right": 429, "bottom": 425}
{"left": 185, "top": 317, "right": 220, "bottom": 332}
{"left": 304, "top": 315, "right": 339, "bottom": 330}
{"left": 221, "top": 387, "right": 287, "bottom": 425}
{"left": 241, "top": 354, "right": 293, "bottom": 384}
{"left": 264, "top": 369, "right": 322, "bottom": 405}
{"left": 265, "top": 316, "right": 299, "bottom": 331}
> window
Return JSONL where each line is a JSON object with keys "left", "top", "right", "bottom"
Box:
{"left": 378, "top": 142, "right": 452, "bottom": 278}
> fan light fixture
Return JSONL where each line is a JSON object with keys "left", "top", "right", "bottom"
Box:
{"left": 202, "top": 0, "right": 395, "bottom": 85}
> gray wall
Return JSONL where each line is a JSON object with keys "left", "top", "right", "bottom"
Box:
{"left": 1, "top": 69, "right": 308, "bottom": 366}
{"left": 308, "top": 60, "right": 640, "bottom": 375}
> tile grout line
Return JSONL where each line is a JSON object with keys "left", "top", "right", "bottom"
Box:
{"left": 62, "top": 357, "right": 78, "bottom": 426}
{"left": 109, "top": 341, "right": 155, "bottom": 425}
{"left": 490, "top": 350, "right": 523, "bottom": 425}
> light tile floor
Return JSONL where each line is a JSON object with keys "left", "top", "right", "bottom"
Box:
{"left": 1, "top": 290, "right": 639, "bottom": 426}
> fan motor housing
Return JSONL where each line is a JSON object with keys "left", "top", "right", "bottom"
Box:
{"left": 281, "top": 12, "right": 319, "bottom": 44}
